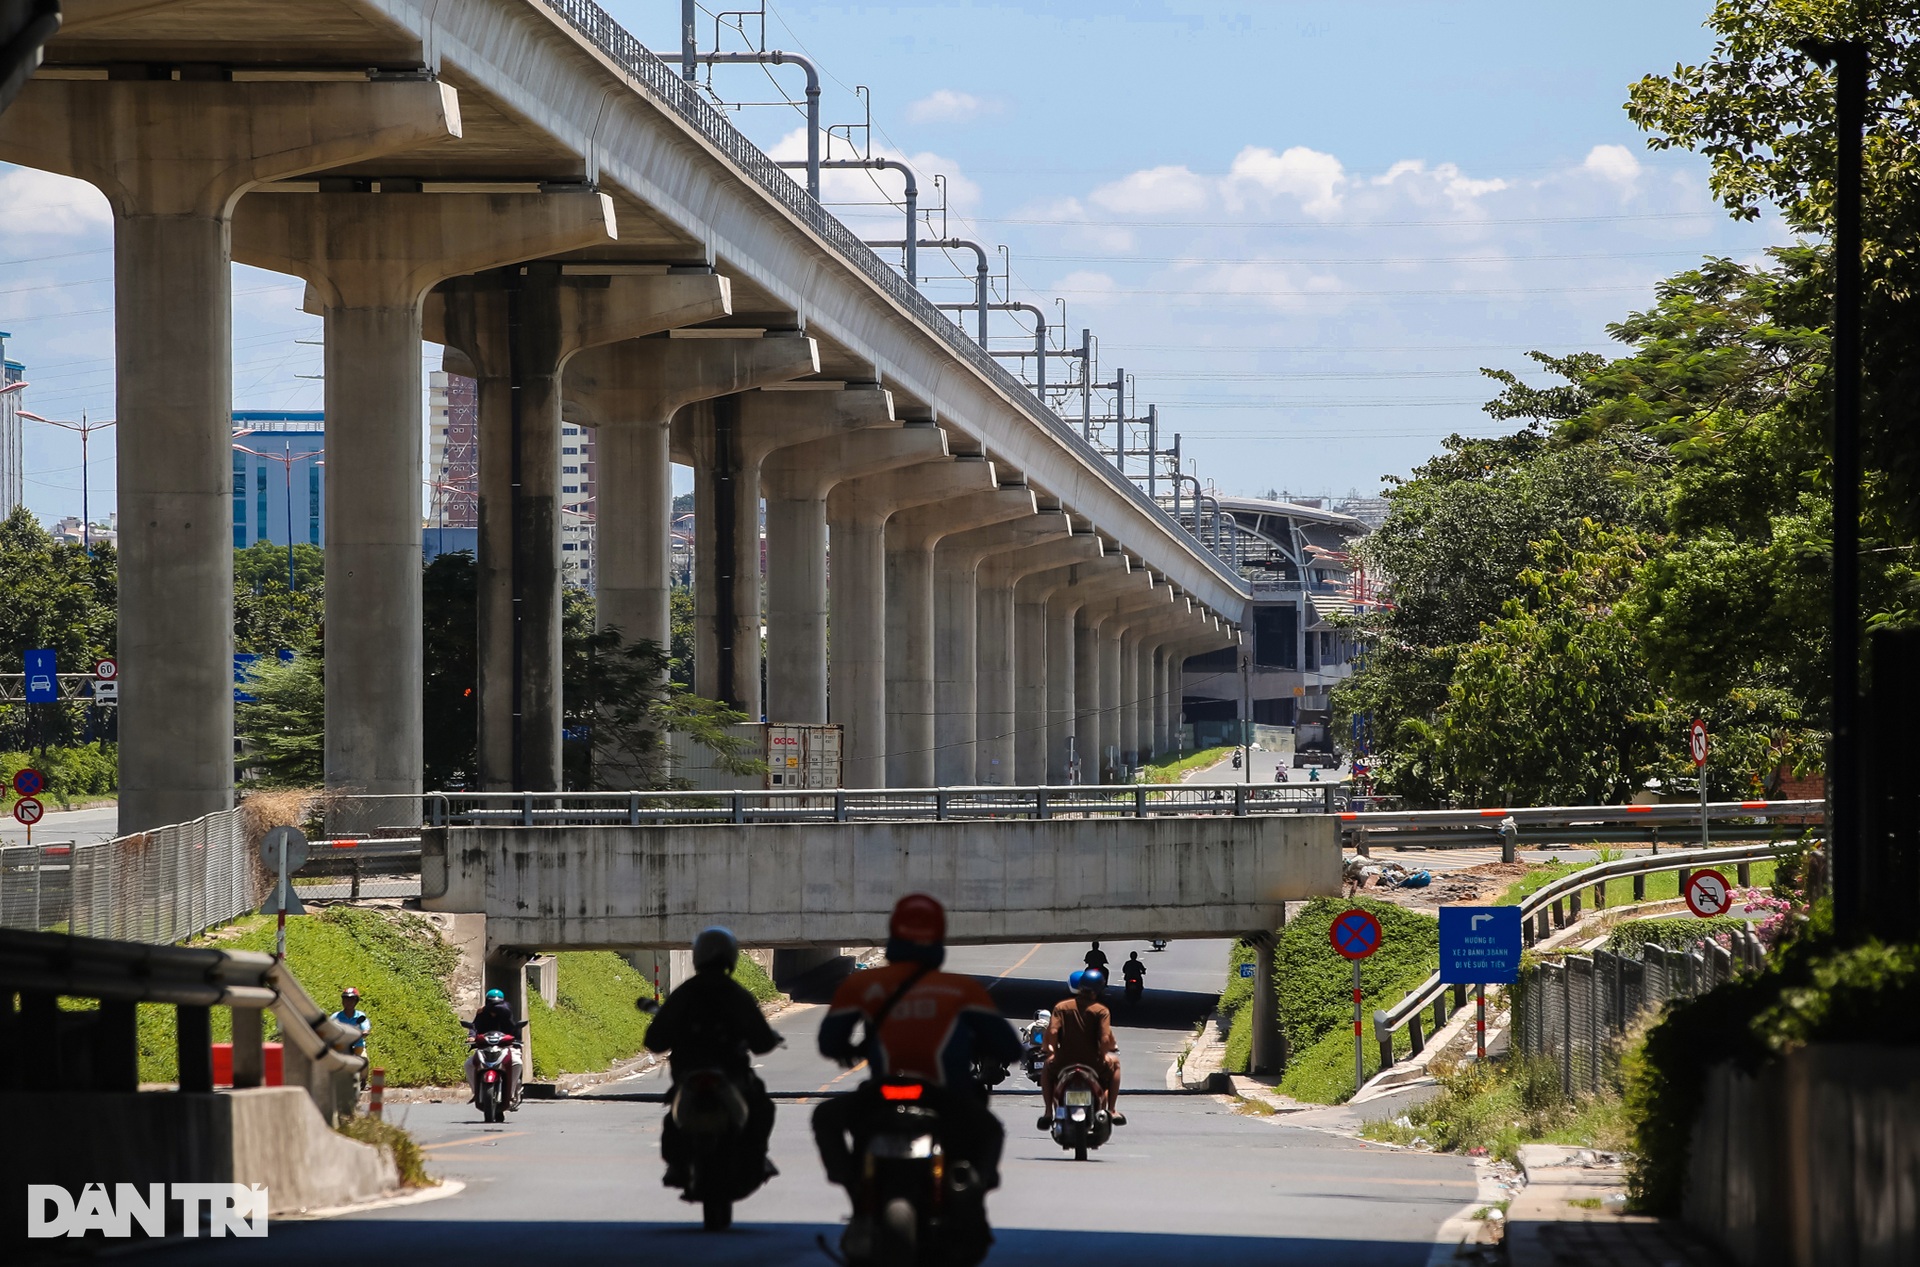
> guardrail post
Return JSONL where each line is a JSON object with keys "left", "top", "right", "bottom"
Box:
{"left": 1135, "top": 785, "right": 1148, "bottom": 819}
{"left": 1677, "top": 865, "right": 1691, "bottom": 897}
{"left": 1633, "top": 872, "right": 1646, "bottom": 902}
{"left": 731, "top": 793, "right": 745, "bottom": 825}
{"left": 628, "top": 792, "right": 640, "bottom": 826}
{"left": 934, "top": 790, "right": 949, "bottom": 821}
{"left": 350, "top": 859, "right": 362, "bottom": 901}
{"left": 1499, "top": 817, "right": 1518, "bottom": 864}
{"left": 521, "top": 793, "right": 534, "bottom": 827}
{"left": 231, "top": 1005, "right": 264, "bottom": 1090}
{"left": 1354, "top": 828, "right": 1371, "bottom": 859}
{"left": 429, "top": 795, "right": 445, "bottom": 828}
{"left": 1035, "top": 787, "right": 1050, "bottom": 821}
{"left": 1323, "top": 784, "right": 1335, "bottom": 813}
{"left": 1433, "top": 993, "right": 1449, "bottom": 1032}
{"left": 834, "top": 790, "right": 848, "bottom": 823}
{"left": 1592, "top": 879, "right": 1606, "bottom": 910}
{"left": 95, "top": 999, "right": 138, "bottom": 1093}
{"left": 1569, "top": 890, "right": 1582, "bottom": 921}
{"left": 1552, "top": 898, "right": 1566, "bottom": 930}
{"left": 1736, "top": 861, "right": 1751, "bottom": 887}
{"left": 177, "top": 1004, "right": 214, "bottom": 1094}
{"left": 1407, "top": 1010, "right": 1424, "bottom": 1056}
{"left": 1233, "top": 785, "right": 1247, "bottom": 817}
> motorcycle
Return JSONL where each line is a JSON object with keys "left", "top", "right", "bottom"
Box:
{"left": 465, "top": 1022, "right": 525, "bottom": 1124}
{"left": 969, "top": 1054, "right": 1010, "bottom": 1093}
{"left": 1232, "top": 750, "right": 1244, "bottom": 770}
{"left": 1017, "top": 1012, "right": 1050, "bottom": 1086}
{"left": 1149, "top": 939, "right": 1168, "bottom": 952}
{"left": 839, "top": 1080, "right": 990, "bottom": 1267}
{"left": 1124, "top": 975, "right": 1143, "bottom": 1006}
{"left": 1048, "top": 1063, "right": 1112, "bottom": 1162}
{"left": 1274, "top": 765, "right": 1289, "bottom": 783}
{"left": 670, "top": 1066, "right": 763, "bottom": 1231}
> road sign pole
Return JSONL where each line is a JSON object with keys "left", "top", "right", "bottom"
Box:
{"left": 1352, "top": 960, "right": 1363, "bottom": 1094}
{"left": 275, "top": 840, "right": 288, "bottom": 961}
{"left": 1476, "top": 984, "right": 1486, "bottom": 1060}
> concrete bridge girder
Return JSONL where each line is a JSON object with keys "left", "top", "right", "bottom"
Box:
{"left": 670, "top": 384, "right": 898, "bottom": 714}
{"left": 232, "top": 187, "right": 623, "bottom": 832}
{"left": 883, "top": 485, "right": 1038, "bottom": 788}
{"left": 826, "top": 458, "right": 999, "bottom": 786}
{"left": 761, "top": 423, "right": 950, "bottom": 724}
{"left": 0, "top": 75, "right": 461, "bottom": 834}
{"left": 423, "top": 815, "right": 1341, "bottom": 955}
{"left": 564, "top": 333, "right": 823, "bottom": 657}
{"left": 935, "top": 512, "right": 1076, "bottom": 786}
{"left": 424, "top": 269, "right": 734, "bottom": 791}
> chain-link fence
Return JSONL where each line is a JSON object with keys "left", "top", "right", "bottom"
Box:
{"left": 1512, "top": 926, "right": 1766, "bottom": 1099}
{"left": 0, "top": 807, "right": 272, "bottom": 942}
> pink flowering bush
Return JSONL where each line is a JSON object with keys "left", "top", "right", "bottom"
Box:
{"left": 1730, "top": 888, "right": 1802, "bottom": 951}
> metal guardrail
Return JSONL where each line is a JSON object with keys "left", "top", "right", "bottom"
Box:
{"left": 1342, "top": 799, "right": 1822, "bottom": 855}
{"left": 1368, "top": 839, "right": 1792, "bottom": 1073}
{"left": 535, "top": 0, "right": 1250, "bottom": 592}
{"left": 401, "top": 782, "right": 1345, "bottom": 826}
{"left": 0, "top": 924, "right": 368, "bottom": 1076}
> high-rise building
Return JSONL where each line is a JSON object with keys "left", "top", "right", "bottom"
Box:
{"left": 560, "top": 420, "right": 595, "bottom": 590}
{"left": 426, "top": 365, "right": 596, "bottom": 587}
{"left": 1, "top": 331, "right": 23, "bottom": 513}
{"left": 230, "top": 411, "right": 325, "bottom": 549}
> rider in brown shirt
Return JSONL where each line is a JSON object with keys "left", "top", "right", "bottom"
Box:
{"left": 1040, "top": 969, "right": 1126, "bottom": 1129}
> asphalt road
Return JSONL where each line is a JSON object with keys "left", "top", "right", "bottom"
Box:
{"left": 135, "top": 938, "right": 1476, "bottom": 1266}
{"left": 0, "top": 801, "right": 117, "bottom": 847}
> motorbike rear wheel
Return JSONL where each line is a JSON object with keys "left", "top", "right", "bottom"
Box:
{"left": 878, "top": 1197, "right": 917, "bottom": 1262}
{"left": 702, "top": 1198, "right": 732, "bottom": 1232}
{"left": 1074, "top": 1142, "right": 1089, "bottom": 1161}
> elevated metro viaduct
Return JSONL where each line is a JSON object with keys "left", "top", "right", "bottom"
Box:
{"left": 3, "top": 0, "right": 1250, "bottom": 839}
{"left": 422, "top": 811, "right": 1340, "bottom": 1073}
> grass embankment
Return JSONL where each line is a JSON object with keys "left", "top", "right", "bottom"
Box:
{"left": 1217, "top": 897, "right": 1438, "bottom": 1103}
{"left": 1494, "top": 856, "right": 1779, "bottom": 908}
{"left": 1361, "top": 1052, "right": 1632, "bottom": 1162}
{"left": 129, "top": 907, "right": 784, "bottom": 1085}
{"left": 1138, "top": 746, "right": 1235, "bottom": 784}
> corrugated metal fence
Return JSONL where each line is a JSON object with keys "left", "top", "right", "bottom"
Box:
{"left": 1513, "top": 927, "right": 1768, "bottom": 1099}
{"left": 0, "top": 808, "right": 270, "bottom": 943}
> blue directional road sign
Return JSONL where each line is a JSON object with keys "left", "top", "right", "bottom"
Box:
{"left": 1238, "top": 962, "right": 1256, "bottom": 979}
{"left": 1439, "top": 906, "right": 1522, "bottom": 984}
{"left": 23, "top": 648, "right": 57, "bottom": 702}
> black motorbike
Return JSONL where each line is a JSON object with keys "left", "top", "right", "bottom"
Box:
{"left": 1048, "top": 1063, "right": 1113, "bottom": 1162}
{"left": 669, "top": 1066, "right": 760, "bottom": 1231}
{"left": 839, "top": 1081, "right": 990, "bottom": 1267}
{"left": 1124, "top": 975, "right": 1143, "bottom": 1006}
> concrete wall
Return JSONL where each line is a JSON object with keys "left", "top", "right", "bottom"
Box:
{"left": 1685, "top": 1044, "right": 1919, "bottom": 1267}
{"left": 0, "top": 1087, "right": 397, "bottom": 1234}
{"left": 422, "top": 816, "right": 1339, "bottom": 950}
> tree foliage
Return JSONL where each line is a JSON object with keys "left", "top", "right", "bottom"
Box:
{"left": 234, "top": 540, "right": 324, "bottom": 655}
{"left": 0, "top": 507, "right": 116, "bottom": 752}
{"left": 235, "top": 653, "right": 324, "bottom": 788}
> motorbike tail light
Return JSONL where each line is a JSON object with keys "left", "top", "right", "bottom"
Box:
{"left": 484, "top": 1070, "right": 497, "bottom": 1083}
{"left": 880, "top": 1083, "right": 924, "bottom": 1102}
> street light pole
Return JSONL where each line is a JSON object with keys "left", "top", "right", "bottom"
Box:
{"left": 20, "top": 409, "right": 117, "bottom": 556}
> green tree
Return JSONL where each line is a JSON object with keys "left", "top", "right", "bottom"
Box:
{"left": 235, "top": 653, "right": 323, "bottom": 787}
{"left": 234, "top": 541, "right": 324, "bottom": 655}
{"left": 0, "top": 507, "right": 117, "bottom": 752}
{"left": 564, "top": 627, "right": 762, "bottom": 791}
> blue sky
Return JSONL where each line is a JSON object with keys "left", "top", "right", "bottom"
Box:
{"left": 2, "top": 1, "right": 1786, "bottom": 522}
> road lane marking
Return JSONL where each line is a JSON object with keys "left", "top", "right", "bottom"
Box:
{"left": 813, "top": 1060, "right": 866, "bottom": 1094}
{"left": 419, "top": 1131, "right": 530, "bottom": 1151}
{"left": 987, "top": 943, "right": 1043, "bottom": 988}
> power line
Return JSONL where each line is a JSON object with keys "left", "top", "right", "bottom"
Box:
{"left": 974, "top": 210, "right": 1724, "bottom": 229}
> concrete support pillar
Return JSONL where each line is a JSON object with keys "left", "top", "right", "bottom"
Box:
{"left": 674, "top": 385, "right": 897, "bottom": 718}
{"left": 1075, "top": 617, "right": 1102, "bottom": 784}
{"left": 1118, "top": 631, "right": 1141, "bottom": 771}
{"left": 625, "top": 948, "right": 694, "bottom": 999}
{"left": 886, "top": 484, "right": 1032, "bottom": 786}
{"left": 235, "top": 189, "right": 617, "bottom": 826}
{"left": 0, "top": 77, "right": 458, "bottom": 831}
{"left": 1137, "top": 639, "right": 1160, "bottom": 762}
{"left": 763, "top": 425, "right": 948, "bottom": 725}
{"left": 1013, "top": 593, "right": 1051, "bottom": 784}
{"left": 1099, "top": 629, "right": 1122, "bottom": 782}
{"left": 429, "top": 268, "right": 731, "bottom": 789}
{"left": 827, "top": 460, "right": 991, "bottom": 786}
{"left": 564, "top": 335, "right": 819, "bottom": 657}
{"left": 1250, "top": 933, "right": 1281, "bottom": 1073}
{"left": 1035, "top": 553, "right": 1130, "bottom": 783}
{"left": 975, "top": 576, "right": 1017, "bottom": 785}
{"left": 925, "top": 505, "right": 1057, "bottom": 786}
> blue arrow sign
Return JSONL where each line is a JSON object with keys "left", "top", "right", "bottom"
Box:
{"left": 23, "top": 649, "right": 57, "bottom": 703}
{"left": 1238, "top": 962, "right": 1256, "bottom": 979}
{"left": 1439, "top": 906, "right": 1522, "bottom": 984}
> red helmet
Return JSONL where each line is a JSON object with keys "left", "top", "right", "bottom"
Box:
{"left": 889, "top": 893, "right": 946, "bottom": 946}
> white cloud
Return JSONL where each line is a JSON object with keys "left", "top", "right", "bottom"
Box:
{"left": 907, "top": 89, "right": 993, "bottom": 125}
{"left": 1583, "top": 143, "right": 1641, "bottom": 185}
{"left": 0, "top": 166, "right": 111, "bottom": 235}
{"left": 1224, "top": 145, "right": 1346, "bottom": 218}
{"left": 1090, "top": 165, "right": 1211, "bottom": 216}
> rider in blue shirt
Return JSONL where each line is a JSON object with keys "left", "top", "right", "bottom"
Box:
{"left": 333, "top": 987, "right": 371, "bottom": 1054}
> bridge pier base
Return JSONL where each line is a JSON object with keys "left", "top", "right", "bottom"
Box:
{"left": 1249, "top": 932, "right": 1283, "bottom": 1074}
{"left": 771, "top": 946, "right": 843, "bottom": 990}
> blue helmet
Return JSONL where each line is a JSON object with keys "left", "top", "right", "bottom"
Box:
{"left": 1069, "top": 968, "right": 1105, "bottom": 993}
